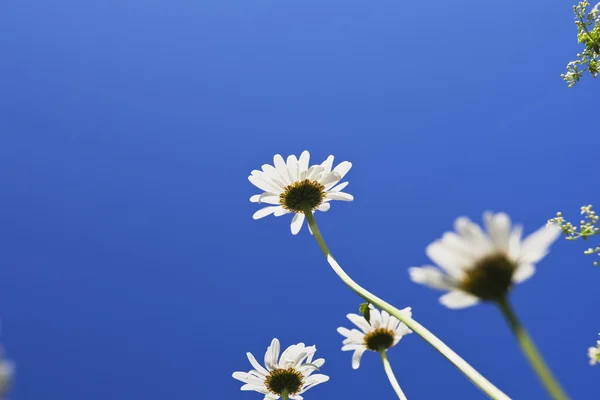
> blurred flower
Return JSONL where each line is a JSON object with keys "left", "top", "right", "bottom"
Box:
{"left": 337, "top": 304, "right": 412, "bottom": 369}
{"left": 409, "top": 211, "right": 561, "bottom": 309}
{"left": 249, "top": 151, "right": 353, "bottom": 234}
{"left": 232, "top": 338, "right": 329, "bottom": 399}
{"left": 0, "top": 351, "right": 14, "bottom": 398}
{"left": 589, "top": 335, "right": 600, "bottom": 366}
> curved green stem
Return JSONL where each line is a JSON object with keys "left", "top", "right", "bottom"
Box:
{"left": 303, "top": 210, "right": 510, "bottom": 400}
{"left": 497, "top": 298, "right": 569, "bottom": 400}
{"left": 281, "top": 389, "right": 289, "bottom": 400}
{"left": 380, "top": 350, "right": 407, "bottom": 400}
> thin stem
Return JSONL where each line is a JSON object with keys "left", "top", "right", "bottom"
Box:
{"left": 380, "top": 350, "right": 408, "bottom": 400}
{"left": 497, "top": 298, "right": 569, "bottom": 400}
{"left": 281, "top": 389, "right": 289, "bottom": 400}
{"left": 303, "top": 209, "right": 510, "bottom": 400}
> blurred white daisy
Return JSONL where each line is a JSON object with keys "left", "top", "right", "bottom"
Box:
{"left": 337, "top": 305, "right": 412, "bottom": 369}
{"left": 588, "top": 336, "right": 600, "bottom": 366}
{"left": 409, "top": 211, "right": 561, "bottom": 309}
{"left": 0, "top": 350, "right": 14, "bottom": 398}
{"left": 232, "top": 338, "right": 329, "bottom": 399}
{"left": 249, "top": 151, "right": 353, "bottom": 234}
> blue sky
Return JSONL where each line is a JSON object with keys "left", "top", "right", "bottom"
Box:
{"left": 1, "top": 0, "right": 599, "bottom": 399}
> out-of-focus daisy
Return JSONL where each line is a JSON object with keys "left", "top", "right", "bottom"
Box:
{"left": 0, "top": 350, "right": 14, "bottom": 398}
{"left": 337, "top": 305, "right": 412, "bottom": 369}
{"left": 249, "top": 151, "right": 353, "bottom": 234}
{"left": 232, "top": 338, "right": 329, "bottom": 399}
{"left": 589, "top": 336, "right": 600, "bottom": 366}
{"left": 409, "top": 211, "right": 561, "bottom": 309}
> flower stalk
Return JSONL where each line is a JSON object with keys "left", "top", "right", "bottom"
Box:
{"left": 303, "top": 208, "right": 510, "bottom": 400}
{"left": 380, "top": 349, "right": 407, "bottom": 400}
{"left": 497, "top": 298, "right": 569, "bottom": 400}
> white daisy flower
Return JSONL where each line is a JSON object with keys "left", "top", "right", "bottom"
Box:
{"left": 249, "top": 151, "right": 353, "bottom": 235}
{"left": 588, "top": 336, "right": 600, "bottom": 366}
{"left": 232, "top": 338, "right": 329, "bottom": 399}
{"left": 409, "top": 211, "right": 562, "bottom": 309}
{"left": 337, "top": 305, "right": 412, "bottom": 369}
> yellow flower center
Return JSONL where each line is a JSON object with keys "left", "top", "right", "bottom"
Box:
{"left": 461, "top": 253, "right": 517, "bottom": 300}
{"left": 279, "top": 179, "right": 326, "bottom": 213}
{"left": 363, "top": 328, "right": 396, "bottom": 351}
{"left": 265, "top": 368, "right": 304, "bottom": 396}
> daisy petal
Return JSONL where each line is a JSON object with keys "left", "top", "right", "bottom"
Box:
{"left": 512, "top": 263, "right": 536, "bottom": 284}
{"left": 484, "top": 211, "right": 511, "bottom": 252}
{"left": 520, "top": 224, "right": 561, "bottom": 264}
{"left": 351, "top": 348, "right": 367, "bottom": 369}
{"left": 439, "top": 290, "right": 479, "bottom": 309}
{"left": 291, "top": 213, "right": 305, "bottom": 235}
{"left": 317, "top": 203, "right": 330, "bottom": 212}
{"left": 320, "top": 155, "right": 334, "bottom": 173}
{"left": 326, "top": 192, "right": 353, "bottom": 202}
{"left": 253, "top": 206, "right": 283, "bottom": 220}
{"left": 409, "top": 266, "right": 457, "bottom": 290}
{"left": 332, "top": 161, "right": 352, "bottom": 180}
{"left": 298, "top": 150, "right": 310, "bottom": 171}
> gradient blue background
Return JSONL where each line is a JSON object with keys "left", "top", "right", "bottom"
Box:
{"left": 1, "top": 0, "right": 599, "bottom": 399}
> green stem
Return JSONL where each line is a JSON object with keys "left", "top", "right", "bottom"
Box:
{"left": 497, "top": 298, "right": 569, "bottom": 400}
{"left": 303, "top": 209, "right": 510, "bottom": 400}
{"left": 380, "top": 349, "right": 408, "bottom": 400}
{"left": 281, "top": 389, "right": 289, "bottom": 400}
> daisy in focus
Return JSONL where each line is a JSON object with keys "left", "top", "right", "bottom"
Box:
{"left": 249, "top": 151, "right": 353, "bottom": 234}
{"left": 232, "top": 338, "right": 329, "bottom": 399}
{"left": 409, "top": 211, "right": 562, "bottom": 309}
{"left": 337, "top": 304, "right": 412, "bottom": 369}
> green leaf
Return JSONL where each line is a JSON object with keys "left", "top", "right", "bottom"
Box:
{"left": 359, "top": 302, "right": 371, "bottom": 325}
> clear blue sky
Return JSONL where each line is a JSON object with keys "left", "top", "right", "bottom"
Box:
{"left": 1, "top": 0, "right": 599, "bottom": 399}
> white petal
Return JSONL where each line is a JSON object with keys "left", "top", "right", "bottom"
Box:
{"left": 287, "top": 155, "right": 299, "bottom": 182}
{"left": 347, "top": 314, "right": 372, "bottom": 333}
{"left": 298, "top": 150, "right": 310, "bottom": 172}
{"left": 341, "top": 343, "right": 363, "bottom": 351}
{"left": 409, "top": 266, "right": 457, "bottom": 290}
{"left": 291, "top": 213, "right": 305, "bottom": 235}
{"left": 369, "top": 307, "right": 383, "bottom": 329}
{"left": 250, "top": 193, "right": 280, "bottom": 205}
{"left": 274, "top": 208, "right": 290, "bottom": 217}
{"left": 273, "top": 154, "right": 291, "bottom": 185}
{"left": 325, "top": 192, "right": 353, "bottom": 201}
{"left": 351, "top": 348, "right": 367, "bottom": 369}
{"left": 262, "top": 165, "right": 287, "bottom": 189}
{"left": 508, "top": 224, "right": 523, "bottom": 261}
{"left": 439, "top": 290, "right": 479, "bottom": 309}
{"left": 425, "top": 241, "right": 468, "bottom": 279}
{"left": 512, "top": 263, "right": 535, "bottom": 284}
{"left": 454, "top": 217, "right": 494, "bottom": 253}
{"left": 320, "top": 155, "right": 334, "bottom": 173}
{"left": 248, "top": 175, "right": 283, "bottom": 194}
{"left": 306, "top": 165, "right": 324, "bottom": 181}
{"left": 483, "top": 211, "right": 511, "bottom": 252}
{"left": 332, "top": 161, "right": 352, "bottom": 180}
{"left": 329, "top": 181, "right": 349, "bottom": 192}
{"left": 271, "top": 339, "right": 280, "bottom": 368}
{"left": 319, "top": 171, "right": 341, "bottom": 187}
{"left": 253, "top": 206, "right": 282, "bottom": 220}
{"left": 246, "top": 353, "right": 269, "bottom": 376}
{"left": 337, "top": 327, "right": 352, "bottom": 338}
{"left": 317, "top": 203, "right": 330, "bottom": 212}
{"left": 519, "top": 224, "right": 561, "bottom": 264}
